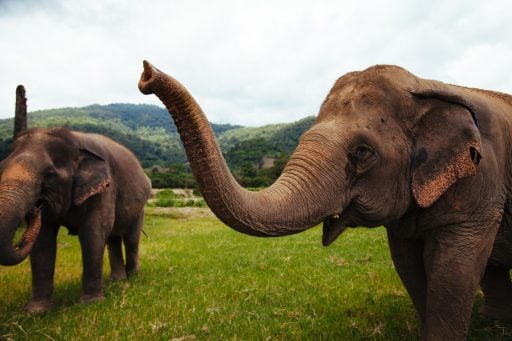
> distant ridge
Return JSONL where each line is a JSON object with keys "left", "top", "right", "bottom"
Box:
{"left": 0, "top": 103, "right": 314, "bottom": 169}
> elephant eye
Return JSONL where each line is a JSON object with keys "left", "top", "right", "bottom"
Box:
{"left": 349, "top": 144, "right": 378, "bottom": 176}
{"left": 45, "top": 169, "right": 58, "bottom": 178}
{"left": 350, "top": 145, "right": 374, "bottom": 163}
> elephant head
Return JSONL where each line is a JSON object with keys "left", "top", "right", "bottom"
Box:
{"left": 0, "top": 128, "right": 111, "bottom": 265}
{"left": 138, "top": 61, "right": 482, "bottom": 245}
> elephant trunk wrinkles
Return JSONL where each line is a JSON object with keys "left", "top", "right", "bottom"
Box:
{"left": 0, "top": 179, "right": 41, "bottom": 266}
{"left": 139, "top": 61, "right": 346, "bottom": 236}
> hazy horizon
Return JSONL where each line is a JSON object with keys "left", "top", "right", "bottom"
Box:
{"left": 3, "top": 101, "right": 316, "bottom": 127}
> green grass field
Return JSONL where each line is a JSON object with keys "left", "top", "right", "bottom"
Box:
{"left": 0, "top": 210, "right": 510, "bottom": 340}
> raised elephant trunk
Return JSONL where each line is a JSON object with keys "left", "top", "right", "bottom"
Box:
{"left": 139, "top": 61, "right": 347, "bottom": 236}
{"left": 14, "top": 85, "right": 28, "bottom": 140}
{"left": 0, "top": 174, "right": 42, "bottom": 266}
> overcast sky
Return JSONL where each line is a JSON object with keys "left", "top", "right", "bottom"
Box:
{"left": 1, "top": 0, "right": 511, "bottom": 126}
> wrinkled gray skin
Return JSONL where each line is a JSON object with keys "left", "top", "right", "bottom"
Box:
{"left": 0, "top": 127, "right": 151, "bottom": 313}
{"left": 139, "top": 61, "right": 512, "bottom": 340}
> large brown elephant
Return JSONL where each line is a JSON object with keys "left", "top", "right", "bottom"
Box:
{"left": 139, "top": 60, "right": 512, "bottom": 339}
{"left": 0, "top": 125, "right": 151, "bottom": 313}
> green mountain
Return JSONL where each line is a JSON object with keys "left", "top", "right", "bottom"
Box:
{"left": 215, "top": 116, "right": 315, "bottom": 187}
{"left": 0, "top": 103, "right": 315, "bottom": 186}
{"left": 0, "top": 103, "right": 242, "bottom": 167}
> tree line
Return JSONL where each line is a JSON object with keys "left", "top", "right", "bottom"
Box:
{"left": 0, "top": 103, "right": 314, "bottom": 189}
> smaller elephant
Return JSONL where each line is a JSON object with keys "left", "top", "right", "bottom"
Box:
{"left": 0, "top": 127, "right": 151, "bottom": 313}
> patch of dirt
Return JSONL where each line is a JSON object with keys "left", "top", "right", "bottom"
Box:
{"left": 147, "top": 207, "right": 214, "bottom": 220}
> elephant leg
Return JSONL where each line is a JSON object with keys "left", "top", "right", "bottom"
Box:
{"left": 79, "top": 228, "right": 107, "bottom": 304}
{"left": 124, "top": 211, "right": 143, "bottom": 277}
{"left": 107, "top": 235, "right": 127, "bottom": 281}
{"left": 422, "top": 225, "right": 497, "bottom": 340}
{"left": 479, "top": 264, "right": 512, "bottom": 322}
{"left": 387, "top": 231, "right": 427, "bottom": 323}
{"left": 26, "top": 225, "right": 59, "bottom": 314}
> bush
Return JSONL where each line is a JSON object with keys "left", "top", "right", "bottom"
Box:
{"left": 150, "top": 189, "right": 208, "bottom": 208}
{"left": 147, "top": 163, "right": 197, "bottom": 189}
{"left": 194, "top": 199, "right": 207, "bottom": 207}
{"left": 151, "top": 189, "right": 181, "bottom": 207}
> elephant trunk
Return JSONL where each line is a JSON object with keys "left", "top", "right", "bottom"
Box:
{"left": 14, "top": 85, "right": 28, "bottom": 140}
{"left": 0, "top": 177, "right": 42, "bottom": 266}
{"left": 139, "top": 61, "right": 347, "bottom": 236}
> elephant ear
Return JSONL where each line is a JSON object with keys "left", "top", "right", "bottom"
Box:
{"left": 410, "top": 89, "right": 482, "bottom": 207}
{"left": 73, "top": 147, "right": 111, "bottom": 206}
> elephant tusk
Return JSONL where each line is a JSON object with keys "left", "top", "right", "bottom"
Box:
{"left": 331, "top": 214, "right": 340, "bottom": 219}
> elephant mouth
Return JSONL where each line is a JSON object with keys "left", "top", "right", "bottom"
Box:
{"left": 14, "top": 206, "right": 42, "bottom": 254}
{"left": 322, "top": 208, "right": 350, "bottom": 246}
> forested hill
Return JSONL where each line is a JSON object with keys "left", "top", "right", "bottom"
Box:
{"left": 0, "top": 103, "right": 315, "bottom": 174}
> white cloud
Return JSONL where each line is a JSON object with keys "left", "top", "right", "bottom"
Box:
{"left": 442, "top": 43, "right": 512, "bottom": 91}
{"left": 0, "top": 0, "right": 511, "bottom": 126}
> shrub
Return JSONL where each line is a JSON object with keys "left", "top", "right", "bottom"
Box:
{"left": 150, "top": 189, "right": 208, "bottom": 208}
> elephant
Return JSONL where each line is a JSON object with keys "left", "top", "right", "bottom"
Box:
{"left": 139, "top": 60, "right": 512, "bottom": 339}
{"left": 0, "top": 125, "right": 152, "bottom": 313}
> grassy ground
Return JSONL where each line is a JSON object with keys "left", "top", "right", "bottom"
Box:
{"left": 0, "top": 210, "right": 510, "bottom": 340}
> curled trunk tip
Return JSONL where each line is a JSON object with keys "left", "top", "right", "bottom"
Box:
{"left": 16, "top": 207, "right": 42, "bottom": 253}
{"left": 0, "top": 207, "right": 42, "bottom": 266}
{"left": 138, "top": 60, "right": 159, "bottom": 95}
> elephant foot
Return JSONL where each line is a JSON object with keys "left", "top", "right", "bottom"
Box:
{"left": 110, "top": 271, "right": 127, "bottom": 281}
{"left": 479, "top": 303, "right": 512, "bottom": 323}
{"left": 79, "top": 293, "right": 105, "bottom": 305}
{"left": 25, "top": 299, "right": 55, "bottom": 314}
{"left": 126, "top": 268, "right": 139, "bottom": 278}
